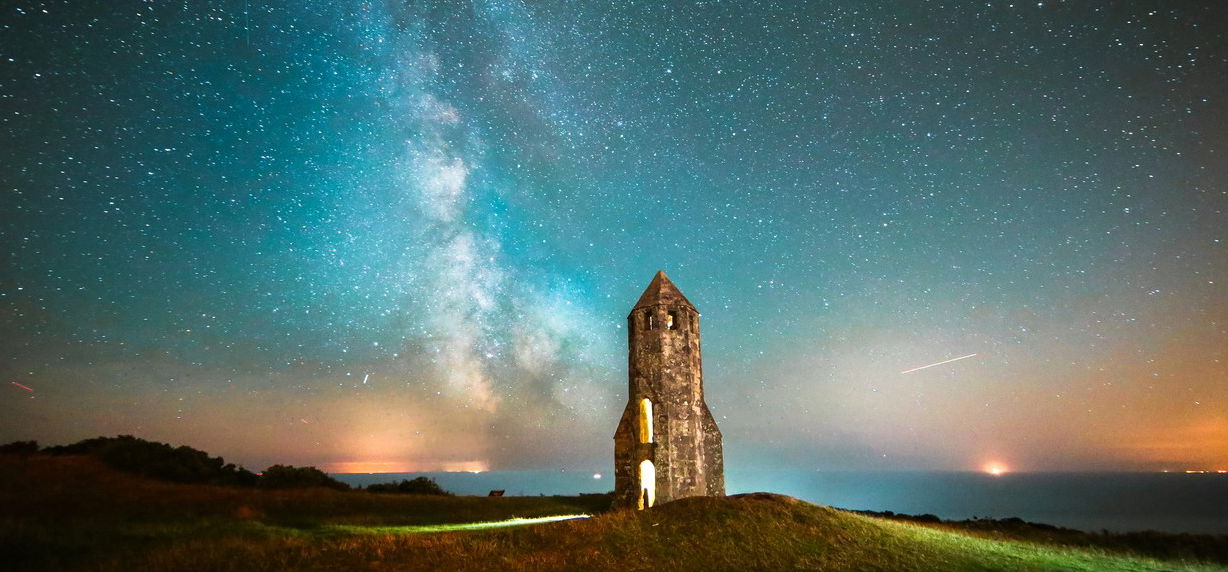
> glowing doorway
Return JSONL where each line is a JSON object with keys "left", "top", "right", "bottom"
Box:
{"left": 637, "top": 460, "right": 656, "bottom": 509}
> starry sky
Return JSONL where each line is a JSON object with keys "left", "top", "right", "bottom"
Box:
{"left": 2, "top": 1, "right": 1226, "bottom": 475}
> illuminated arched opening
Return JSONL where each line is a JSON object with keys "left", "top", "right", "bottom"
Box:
{"left": 638, "top": 398, "right": 653, "bottom": 443}
{"left": 637, "top": 460, "right": 656, "bottom": 510}
{"left": 667, "top": 310, "right": 677, "bottom": 330}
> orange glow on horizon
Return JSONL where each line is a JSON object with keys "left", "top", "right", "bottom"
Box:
{"left": 324, "top": 460, "right": 490, "bottom": 474}
{"left": 982, "top": 462, "right": 1009, "bottom": 476}
{"left": 1114, "top": 417, "right": 1228, "bottom": 470}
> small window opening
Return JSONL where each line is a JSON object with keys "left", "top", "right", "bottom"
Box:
{"left": 667, "top": 310, "right": 678, "bottom": 330}
{"left": 645, "top": 310, "right": 655, "bottom": 330}
{"left": 638, "top": 398, "right": 653, "bottom": 443}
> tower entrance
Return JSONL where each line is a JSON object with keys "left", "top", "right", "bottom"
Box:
{"left": 638, "top": 460, "right": 655, "bottom": 509}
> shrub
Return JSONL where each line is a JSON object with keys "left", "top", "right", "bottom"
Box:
{"left": 0, "top": 440, "right": 39, "bottom": 456}
{"left": 43, "top": 435, "right": 258, "bottom": 486}
{"left": 365, "top": 476, "right": 451, "bottom": 496}
{"left": 259, "top": 464, "right": 350, "bottom": 490}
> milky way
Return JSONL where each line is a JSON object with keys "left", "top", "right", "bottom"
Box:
{"left": 2, "top": 2, "right": 1226, "bottom": 474}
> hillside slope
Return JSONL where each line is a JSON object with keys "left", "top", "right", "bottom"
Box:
{"left": 331, "top": 493, "right": 1219, "bottom": 572}
{"left": 2, "top": 455, "right": 1223, "bottom": 571}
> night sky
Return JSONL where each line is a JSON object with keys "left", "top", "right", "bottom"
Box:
{"left": 2, "top": 1, "right": 1226, "bottom": 475}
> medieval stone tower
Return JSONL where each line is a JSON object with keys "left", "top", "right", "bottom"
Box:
{"left": 613, "top": 271, "right": 724, "bottom": 509}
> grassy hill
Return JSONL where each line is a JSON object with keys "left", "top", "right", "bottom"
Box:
{"left": 2, "top": 454, "right": 1225, "bottom": 571}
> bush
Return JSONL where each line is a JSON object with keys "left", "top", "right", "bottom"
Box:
{"left": 43, "top": 435, "right": 258, "bottom": 486}
{"left": 259, "top": 464, "right": 350, "bottom": 490}
{"left": 365, "top": 476, "right": 451, "bottom": 496}
{"left": 0, "top": 440, "right": 39, "bottom": 456}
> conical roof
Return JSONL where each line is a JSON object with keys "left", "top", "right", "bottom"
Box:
{"left": 632, "top": 270, "right": 695, "bottom": 311}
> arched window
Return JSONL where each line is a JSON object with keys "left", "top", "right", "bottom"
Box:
{"left": 638, "top": 460, "right": 656, "bottom": 510}
{"left": 638, "top": 398, "right": 653, "bottom": 443}
{"left": 667, "top": 310, "right": 678, "bottom": 330}
{"left": 644, "top": 310, "right": 655, "bottom": 330}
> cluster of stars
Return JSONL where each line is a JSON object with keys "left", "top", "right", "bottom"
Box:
{"left": 1, "top": 1, "right": 1225, "bottom": 473}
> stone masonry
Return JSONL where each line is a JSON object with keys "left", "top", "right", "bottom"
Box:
{"left": 613, "top": 271, "right": 724, "bottom": 509}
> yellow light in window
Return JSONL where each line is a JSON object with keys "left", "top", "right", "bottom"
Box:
{"left": 639, "top": 398, "right": 653, "bottom": 443}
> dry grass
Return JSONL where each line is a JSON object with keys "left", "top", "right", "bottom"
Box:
{"left": 3, "top": 456, "right": 1225, "bottom": 571}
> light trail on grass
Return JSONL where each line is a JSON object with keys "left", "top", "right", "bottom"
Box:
{"left": 332, "top": 514, "right": 591, "bottom": 534}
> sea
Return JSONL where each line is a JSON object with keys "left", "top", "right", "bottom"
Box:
{"left": 333, "top": 469, "right": 1228, "bottom": 535}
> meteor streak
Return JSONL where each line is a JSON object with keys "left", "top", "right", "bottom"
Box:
{"left": 901, "top": 353, "right": 978, "bottom": 374}
{"left": 10, "top": 381, "right": 33, "bottom": 392}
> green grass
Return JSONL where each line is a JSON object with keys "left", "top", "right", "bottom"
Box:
{"left": 2, "top": 455, "right": 1225, "bottom": 571}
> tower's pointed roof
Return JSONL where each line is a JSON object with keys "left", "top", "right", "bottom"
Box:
{"left": 632, "top": 270, "right": 695, "bottom": 310}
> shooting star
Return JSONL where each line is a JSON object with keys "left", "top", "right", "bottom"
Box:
{"left": 901, "top": 353, "right": 978, "bottom": 374}
{"left": 362, "top": 373, "right": 369, "bottom": 384}
{"left": 10, "top": 381, "right": 34, "bottom": 392}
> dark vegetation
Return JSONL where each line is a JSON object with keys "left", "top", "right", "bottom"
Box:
{"left": 4, "top": 436, "right": 470, "bottom": 494}
{"left": 0, "top": 439, "right": 39, "bottom": 456}
{"left": 2, "top": 439, "right": 1225, "bottom": 571}
{"left": 259, "top": 464, "right": 350, "bottom": 490}
{"left": 2, "top": 436, "right": 502, "bottom": 495}
{"left": 365, "top": 476, "right": 452, "bottom": 495}
{"left": 41, "top": 435, "right": 261, "bottom": 486}
{"left": 6, "top": 436, "right": 359, "bottom": 490}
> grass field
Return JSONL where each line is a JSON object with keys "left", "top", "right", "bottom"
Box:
{"left": 3, "top": 455, "right": 1225, "bottom": 571}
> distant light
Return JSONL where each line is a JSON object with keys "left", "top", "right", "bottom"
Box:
{"left": 592, "top": 473, "right": 602, "bottom": 479}
{"left": 982, "top": 462, "right": 1008, "bottom": 476}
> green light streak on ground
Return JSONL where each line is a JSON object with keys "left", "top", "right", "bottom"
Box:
{"left": 330, "top": 514, "right": 591, "bottom": 534}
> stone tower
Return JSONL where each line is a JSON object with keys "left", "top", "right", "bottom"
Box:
{"left": 613, "top": 271, "right": 724, "bottom": 509}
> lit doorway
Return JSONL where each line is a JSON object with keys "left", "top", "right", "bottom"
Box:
{"left": 637, "top": 460, "right": 656, "bottom": 509}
